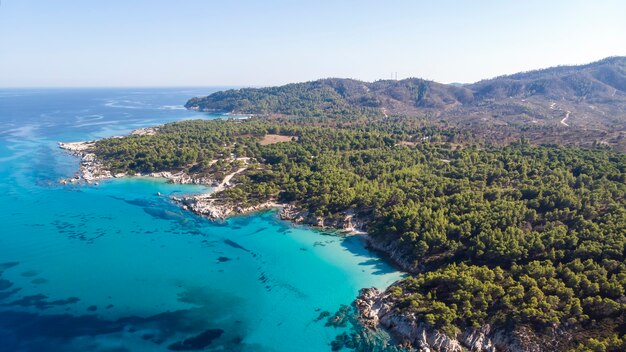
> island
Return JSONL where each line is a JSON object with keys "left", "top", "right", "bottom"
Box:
{"left": 61, "top": 58, "right": 626, "bottom": 351}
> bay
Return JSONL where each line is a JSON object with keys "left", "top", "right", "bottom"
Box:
{"left": 0, "top": 88, "right": 402, "bottom": 351}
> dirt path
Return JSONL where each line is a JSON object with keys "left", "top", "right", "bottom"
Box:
{"left": 560, "top": 111, "right": 570, "bottom": 127}
{"left": 215, "top": 167, "right": 247, "bottom": 192}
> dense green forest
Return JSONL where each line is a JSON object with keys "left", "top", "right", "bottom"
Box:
{"left": 93, "top": 119, "right": 626, "bottom": 351}
{"left": 185, "top": 80, "right": 383, "bottom": 121}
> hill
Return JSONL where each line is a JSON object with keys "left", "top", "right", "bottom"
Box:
{"left": 186, "top": 57, "right": 626, "bottom": 150}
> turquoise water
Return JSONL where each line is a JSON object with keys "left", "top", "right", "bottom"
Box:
{"left": 0, "top": 88, "right": 402, "bottom": 351}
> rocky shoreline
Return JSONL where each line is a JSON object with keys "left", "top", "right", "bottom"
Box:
{"left": 173, "top": 194, "right": 283, "bottom": 220}
{"left": 354, "top": 287, "right": 572, "bottom": 352}
{"left": 58, "top": 140, "right": 219, "bottom": 186}
{"left": 58, "top": 141, "right": 113, "bottom": 183}
{"left": 171, "top": 195, "right": 371, "bottom": 235}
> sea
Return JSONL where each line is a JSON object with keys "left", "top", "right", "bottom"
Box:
{"left": 0, "top": 88, "right": 402, "bottom": 351}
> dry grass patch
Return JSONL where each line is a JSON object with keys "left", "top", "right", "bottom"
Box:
{"left": 259, "top": 134, "right": 298, "bottom": 145}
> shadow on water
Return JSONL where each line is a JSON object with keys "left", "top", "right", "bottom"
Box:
{"left": 107, "top": 195, "right": 214, "bottom": 235}
{"left": 143, "top": 207, "right": 187, "bottom": 222}
{"left": 339, "top": 236, "right": 404, "bottom": 277}
{"left": 109, "top": 195, "right": 154, "bottom": 208}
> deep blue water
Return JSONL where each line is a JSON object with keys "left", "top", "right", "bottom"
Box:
{"left": 0, "top": 88, "right": 402, "bottom": 351}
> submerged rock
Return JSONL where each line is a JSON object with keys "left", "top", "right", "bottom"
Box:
{"left": 167, "top": 328, "right": 224, "bottom": 351}
{"left": 326, "top": 305, "right": 352, "bottom": 328}
{"left": 314, "top": 310, "right": 331, "bottom": 322}
{"left": 326, "top": 303, "right": 407, "bottom": 352}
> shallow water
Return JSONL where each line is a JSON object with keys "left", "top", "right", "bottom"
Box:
{"left": 0, "top": 88, "right": 402, "bottom": 351}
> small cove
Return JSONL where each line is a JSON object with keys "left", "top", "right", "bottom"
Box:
{"left": 0, "top": 88, "right": 403, "bottom": 351}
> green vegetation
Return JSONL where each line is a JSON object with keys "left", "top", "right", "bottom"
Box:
{"left": 93, "top": 118, "right": 626, "bottom": 350}
{"left": 185, "top": 57, "right": 626, "bottom": 152}
{"left": 185, "top": 80, "right": 383, "bottom": 121}
{"left": 96, "top": 58, "right": 626, "bottom": 349}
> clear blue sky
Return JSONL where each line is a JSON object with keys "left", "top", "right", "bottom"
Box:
{"left": 1, "top": 0, "right": 624, "bottom": 87}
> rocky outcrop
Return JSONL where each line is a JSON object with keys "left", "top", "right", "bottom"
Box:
{"left": 59, "top": 141, "right": 112, "bottom": 183}
{"left": 174, "top": 194, "right": 231, "bottom": 219}
{"left": 279, "top": 205, "right": 367, "bottom": 232}
{"left": 131, "top": 127, "right": 158, "bottom": 136}
{"left": 174, "top": 195, "right": 282, "bottom": 220}
{"left": 355, "top": 288, "right": 571, "bottom": 352}
{"left": 148, "top": 171, "right": 217, "bottom": 185}
{"left": 59, "top": 141, "right": 219, "bottom": 185}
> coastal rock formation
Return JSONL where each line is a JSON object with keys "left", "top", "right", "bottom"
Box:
{"left": 355, "top": 288, "right": 570, "bottom": 352}
{"left": 148, "top": 171, "right": 217, "bottom": 185}
{"left": 58, "top": 141, "right": 112, "bottom": 183}
{"left": 59, "top": 141, "right": 217, "bottom": 185}
{"left": 131, "top": 127, "right": 158, "bottom": 136}
{"left": 279, "top": 205, "right": 367, "bottom": 233}
{"left": 173, "top": 194, "right": 281, "bottom": 220}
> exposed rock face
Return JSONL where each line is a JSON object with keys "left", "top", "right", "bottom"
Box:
{"left": 174, "top": 194, "right": 281, "bottom": 220}
{"left": 355, "top": 288, "right": 570, "bottom": 352}
{"left": 131, "top": 127, "right": 158, "bottom": 136}
{"left": 279, "top": 205, "right": 367, "bottom": 232}
{"left": 59, "top": 141, "right": 112, "bottom": 183}
{"left": 173, "top": 195, "right": 231, "bottom": 219}
{"left": 148, "top": 171, "right": 217, "bottom": 185}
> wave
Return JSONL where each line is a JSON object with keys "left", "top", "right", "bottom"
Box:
{"left": 158, "top": 105, "right": 185, "bottom": 110}
{"left": 103, "top": 98, "right": 187, "bottom": 111}
{"left": 1, "top": 125, "right": 38, "bottom": 139}
{"left": 72, "top": 120, "right": 124, "bottom": 128}
{"left": 103, "top": 99, "right": 151, "bottom": 109}
{"left": 75, "top": 114, "right": 104, "bottom": 122}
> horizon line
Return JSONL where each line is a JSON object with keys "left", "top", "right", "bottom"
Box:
{"left": 1, "top": 54, "right": 625, "bottom": 90}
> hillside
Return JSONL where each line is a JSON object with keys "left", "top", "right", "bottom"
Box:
{"left": 186, "top": 57, "right": 626, "bottom": 150}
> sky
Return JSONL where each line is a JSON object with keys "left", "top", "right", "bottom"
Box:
{"left": 0, "top": 0, "right": 625, "bottom": 87}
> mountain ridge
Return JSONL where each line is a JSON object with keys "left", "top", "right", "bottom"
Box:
{"left": 186, "top": 57, "right": 626, "bottom": 151}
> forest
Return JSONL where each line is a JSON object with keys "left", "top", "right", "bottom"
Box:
{"left": 92, "top": 118, "right": 626, "bottom": 351}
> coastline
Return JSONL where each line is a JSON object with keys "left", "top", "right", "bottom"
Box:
{"left": 58, "top": 137, "right": 371, "bottom": 235}
{"left": 58, "top": 136, "right": 415, "bottom": 270}
{"left": 58, "top": 142, "right": 219, "bottom": 186}
{"left": 61, "top": 133, "right": 515, "bottom": 352}
{"left": 58, "top": 141, "right": 112, "bottom": 184}
{"left": 58, "top": 132, "right": 423, "bottom": 349}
